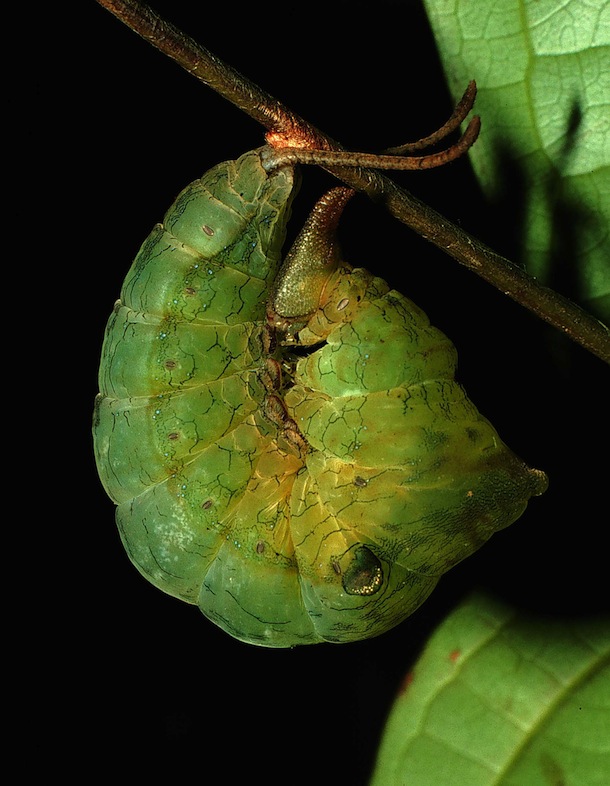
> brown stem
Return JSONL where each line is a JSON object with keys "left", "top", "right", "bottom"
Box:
{"left": 383, "top": 80, "right": 479, "bottom": 154}
{"left": 261, "top": 116, "right": 481, "bottom": 172}
{"left": 93, "top": 0, "right": 329, "bottom": 149}
{"left": 95, "top": 0, "right": 609, "bottom": 364}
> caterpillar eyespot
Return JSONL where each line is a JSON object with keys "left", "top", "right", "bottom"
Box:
{"left": 93, "top": 146, "right": 547, "bottom": 647}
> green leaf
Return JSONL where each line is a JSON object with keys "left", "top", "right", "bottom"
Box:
{"left": 369, "top": 593, "right": 610, "bottom": 786}
{"left": 422, "top": 0, "right": 610, "bottom": 322}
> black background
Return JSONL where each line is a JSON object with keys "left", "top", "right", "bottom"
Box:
{"left": 39, "top": 1, "right": 608, "bottom": 782}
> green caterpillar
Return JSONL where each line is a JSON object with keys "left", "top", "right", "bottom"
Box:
{"left": 93, "top": 147, "right": 547, "bottom": 647}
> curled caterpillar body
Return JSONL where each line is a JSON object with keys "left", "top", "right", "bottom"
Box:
{"left": 94, "top": 148, "right": 547, "bottom": 647}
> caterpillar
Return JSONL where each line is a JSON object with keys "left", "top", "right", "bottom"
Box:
{"left": 93, "top": 146, "right": 547, "bottom": 647}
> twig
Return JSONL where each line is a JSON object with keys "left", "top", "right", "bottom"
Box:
{"left": 95, "top": 0, "right": 609, "bottom": 364}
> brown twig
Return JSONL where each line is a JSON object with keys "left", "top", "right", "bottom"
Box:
{"left": 383, "top": 81, "right": 479, "bottom": 154}
{"left": 261, "top": 116, "right": 481, "bottom": 172}
{"left": 94, "top": 0, "right": 609, "bottom": 364}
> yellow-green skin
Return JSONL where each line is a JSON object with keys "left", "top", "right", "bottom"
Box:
{"left": 93, "top": 148, "right": 547, "bottom": 647}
